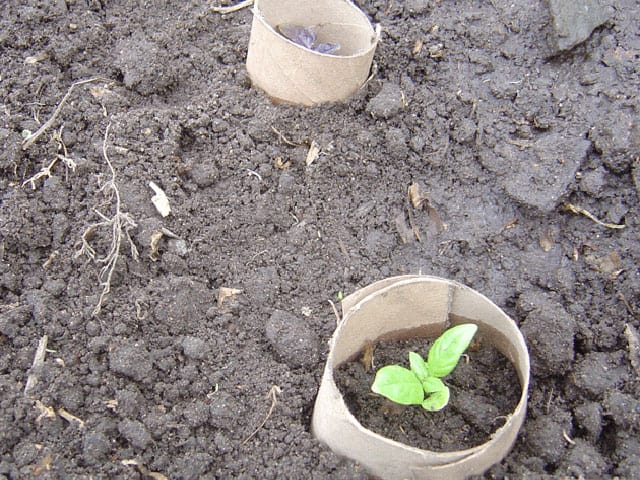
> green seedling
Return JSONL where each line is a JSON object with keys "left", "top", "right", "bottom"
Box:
{"left": 371, "top": 323, "right": 478, "bottom": 412}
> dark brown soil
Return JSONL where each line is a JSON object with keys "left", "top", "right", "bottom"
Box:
{"left": 335, "top": 335, "right": 520, "bottom": 452}
{"left": 1, "top": 0, "right": 639, "bottom": 479}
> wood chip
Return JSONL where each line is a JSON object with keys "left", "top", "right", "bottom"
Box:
{"left": 122, "top": 459, "right": 169, "bottom": 480}
{"left": 25, "top": 335, "right": 48, "bottom": 396}
{"left": 359, "top": 341, "right": 374, "bottom": 372}
{"left": 149, "top": 181, "right": 171, "bottom": 217}
{"left": 58, "top": 408, "right": 85, "bottom": 428}
{"left": 624, "top": 324, "right": 640, "bottom": 378}
{"left": 539, "top": 229, "right": 554, "bottom": 252}
{"left": 274, "top": 156, "right": 291, "bottom": 169}
{"left": 149, "top": 230, "right": 164, "bottom": 261}
{"left": 306, "top": 140, "right": 320, "bottom": 166}
{"left": 217, "top": 287, "right": 243, "bottom": 306}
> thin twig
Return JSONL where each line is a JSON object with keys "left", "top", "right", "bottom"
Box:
{"left": 242, "top": 385, "right": 282, "bottom": 445}
{"left": 271, "top": 126, "right": 305, "bottom": 147}
{"left": 22, "top": 77, "right": 111, "bottom": 150}
{"left": 211, "top": 0, "right": 253, "bottom": 14}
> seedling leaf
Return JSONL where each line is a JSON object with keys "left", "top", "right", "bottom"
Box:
{"left": 408, "top": 351, "right": 429, "bottom": 382}
{"left": 421, "top": 385, "right": 450, "bottom": 412}
{"left": 421, "top": 376, "right": 446, "bottom": 394}
{"left": 427, "top": 323, "right": 478, "bottom": 377}
{"left": 371, "top": 365, "right": 424, "bottom": 405}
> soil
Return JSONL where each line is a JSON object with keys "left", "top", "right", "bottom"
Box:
{"left": 0, "top": 0, "right": 638, "bottom": 479}
{"left": 335, "top": 335, "right": 520, "bottom": 452}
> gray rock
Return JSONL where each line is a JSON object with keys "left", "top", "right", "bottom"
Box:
{"left": 109, "top": 342, "right": 153, "bottom": 382}
{"left": 589, "top": 109, "right": 640, "bottom": 173}
{"left": 115, "top": 387, "right": 145, "bottom": 418}
{"left": 548, "top": 0, "right": 612, "bottom": 53}
{"left": 182, "top": 400, "right": 210, "bottom": 428}
{"left": 615, "top": 431, "right": 640, "bottom": 479}
{"left": 385, "top": 127, "right": 409, "bottom": 160}
{"left": 455, "top": 393, "right": 500, "bottom": 434}
{"left": 118, "top": 418, "right": 152, "bottom": 450}
{"left": 114, "top": 33, "right": 177, "bottom": 95}
{"left": 578, "top": 166, "right": 606, "bottom": 196}
{"left": 265, "top": 310, "right": 320, "bottom": 369}
{"left": 632, "top": 160, "right": 640, "bottom": 196}
{"left": 574, "top": 351, "right": 626, "bottom": 396}
{"left": 181, "top": 336, "right": 208, "bottom": 360}
{"left": 573, "top": 401, "right": 603, "bottom": 441}
{"left": 12, "top": 442, "right": 39, "bottom": 468}
{"left": 518, "top": 292, "right": 577, "bottom": 376}
{"left": 189, "top": 162, "right": 219, "bottom": 188}
{"left": 503, "top": 132, "right": 590, "bottom": 211}
{"left": 170, "top": 452, "right": 212, "bottom": 480}
{"left": 559, "top": 439, "right": 608, "bottom": 478}
{"left": 366, "top": 83, "right": 405, "bottom": 119}
{"left": 0, "top": 129, "right": 23, "bottom": 170}
{"left": 153, "top": 277, "right": 215, "bottom": 336}
{"left": 405, "top": 0, "right": 430, "bottom": 15}
{"left": 604, "top": 391, "right": 640, "bottom": 430}
{"left": 525, "top": 410, "right": 572, "bottom": 464}
{"left": 82, "top": 430, "right": 111, "bottom": 463}
{"left": 209, "top": 392, "right": 243, "bottom": 429}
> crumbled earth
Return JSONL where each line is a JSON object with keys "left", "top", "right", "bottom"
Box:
{"left": 0, "top": 0, "right": 639, "bottom": 479}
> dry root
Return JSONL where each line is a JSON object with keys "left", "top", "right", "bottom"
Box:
{"left": 75, "top": 124, "right": 139, "bottom": 315}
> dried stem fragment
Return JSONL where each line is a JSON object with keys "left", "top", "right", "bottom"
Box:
{"left": 25, "top": 335, "right": 48, "bottom": 396}
{"left": 22, "top": 77, "right": 111, "bottom": 150}
{"left": 563, "top": 203, "right": 626, "bottom": 230}
{"left": 211, "top": 0, "right": 253, "bottom": 14}
{"left": 242, "top": 385, "right": 282, "bottom": 445}
{"left": 624, "top": 324, "right": 640, "bottom": 378}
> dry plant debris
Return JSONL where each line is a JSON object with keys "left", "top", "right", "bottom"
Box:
{"left": 217, "top": 287, "right": 243, "bottom": 306}
{"left": 75, "top": 124, "right": 139, "bottom": 315}
{"left": 271, "top": 126, "right": 304, "bottom": 147}
{"left": 242, "top": 385, "right": 282, "bottom": 445}
{"left": 539, "top": 229, "right": 555, "bottom": 252}
{"left": 563, "top": 203, "right": 626, "bottom": 229}
{"left": 35, "top": 400, "right": 56, "bottom": 423}
{"left": 306, "top": 140, "right": 320, "bottom": 166}
{"left": 21, "top": 77, "right": 111, "bottom": 150}
{"left": 210, "top": 0, "right": 253, "bottom": 14}
{"left": 122, "top": 459, "right": 168, "bottom": 480}
{"left": 149, "top": 181, "right": 171, "bottom": 217}
{"left": 57, "top": 408, "right": 85, "bottom": 429}
{"left": 24, "top": 335, "right": 48, "bottom": 396}
{"left": 624, "top": 324, "right": 640, "bottom": 378}
{"left": 22, "top": 127, "right": 77, "bottom": 189}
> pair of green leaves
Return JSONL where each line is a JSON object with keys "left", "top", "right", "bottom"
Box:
{"left": 371, "top": 323, "right": 478, "bottom": 412}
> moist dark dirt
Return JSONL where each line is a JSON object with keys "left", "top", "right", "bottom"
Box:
{"left": 335, "top": 335, "right": 520, "bottom": 452}
{"left": 0, "top": 0, "right": 639, "bottom": 479}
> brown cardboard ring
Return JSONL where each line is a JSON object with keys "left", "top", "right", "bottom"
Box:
{"left": 246, "top": 0, "right": 380, "bottom": 106}
{"left": 312, "top": 275, "right": 530, "bottom": 480}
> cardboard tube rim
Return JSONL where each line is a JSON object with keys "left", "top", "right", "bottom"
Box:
{"left": 312, "top": 275, "right": 530, "bottom": 479}
{"left": 252, "top": 2, "right": 380, "bottom": 59}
